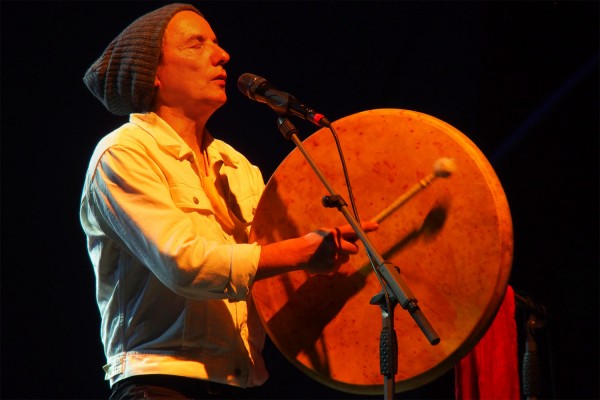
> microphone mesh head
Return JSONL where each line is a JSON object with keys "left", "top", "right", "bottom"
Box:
{"left": 237, "top": 73, "right": 265, "bottom": 99}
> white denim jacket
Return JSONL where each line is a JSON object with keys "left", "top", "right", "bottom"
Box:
{"left": 80, "top": 113, "right": 268, "bottom": 388}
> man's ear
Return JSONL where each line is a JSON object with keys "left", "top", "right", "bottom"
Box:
{"left": 154, "top": 76, "right": 160, "bottom": 88}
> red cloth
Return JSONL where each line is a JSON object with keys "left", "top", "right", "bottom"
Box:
{"left": 455, "top": 285, "right": 521, "bottom": 399}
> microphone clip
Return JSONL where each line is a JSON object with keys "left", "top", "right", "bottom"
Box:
{"left": 321, "top": 195, "right": 347, "bottom": 210}
{"left": 276, "top": 116, "right": 299, "bottom": 141}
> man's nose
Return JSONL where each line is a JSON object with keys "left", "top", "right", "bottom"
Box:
{"left": 212, "top": 43, "right": 230, "bottom": 65}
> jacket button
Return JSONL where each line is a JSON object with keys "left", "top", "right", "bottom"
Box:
{"left": 193, "top": 197, "right": 199, "bottom": 204}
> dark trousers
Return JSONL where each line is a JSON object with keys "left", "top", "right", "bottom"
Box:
{"left": 109, "top": 374, "right": 250, "bottom": 399}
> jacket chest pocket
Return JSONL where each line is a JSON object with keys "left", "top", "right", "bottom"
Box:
{"left": 170, "top": 183, "right": 213, "bottom": 214}
{"left": 169, "top": 183, "right": 227, "bottom": 241}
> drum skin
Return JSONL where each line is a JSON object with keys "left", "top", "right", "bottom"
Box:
{"left": 249, "top": 109, "right": 513, "bottom": 394}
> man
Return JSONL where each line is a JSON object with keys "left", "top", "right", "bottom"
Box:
{"left": 80, "top": 3, "right": 377, "bottom": 399}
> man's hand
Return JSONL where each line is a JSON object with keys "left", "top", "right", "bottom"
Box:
{"left": 303, "top": 222, "right": 378, "bottom": 273}
{"left": 256, "top": 221, "right": 379, "bottom": 280}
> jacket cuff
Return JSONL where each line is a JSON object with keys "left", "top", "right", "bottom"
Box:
{"left": 226, "top": 243, "right": 261, "bottom": 300}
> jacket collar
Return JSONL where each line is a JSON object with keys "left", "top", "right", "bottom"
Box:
{"left": 130, "top": 112, "right": 239, "bottom": 168}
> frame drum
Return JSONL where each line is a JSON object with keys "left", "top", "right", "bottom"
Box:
{"left": 249, "top": 109, "right": 513, "bottom": 394}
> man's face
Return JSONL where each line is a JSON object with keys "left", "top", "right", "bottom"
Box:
{"left": 154, "top": 11, "right": 230, "bottom": 115}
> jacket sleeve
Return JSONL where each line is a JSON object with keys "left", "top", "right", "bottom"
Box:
{"left": 85, "top": 141, "right": 261, "bottom": 301}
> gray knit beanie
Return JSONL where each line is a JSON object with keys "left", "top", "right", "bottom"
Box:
{"left": 83, "top": 3, "right": 203, "bottom": 115}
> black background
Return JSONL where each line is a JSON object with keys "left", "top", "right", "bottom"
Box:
{"left": 1, "top": 1, "right": 598, "bottom": 399}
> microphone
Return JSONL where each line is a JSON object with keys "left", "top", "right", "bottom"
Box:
{"left": 237, "top": 73, "right": 331, "bottom": 128}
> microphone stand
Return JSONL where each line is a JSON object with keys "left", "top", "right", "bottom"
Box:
{"left": 276, "top": 117, "right": 440, "bottom": 400}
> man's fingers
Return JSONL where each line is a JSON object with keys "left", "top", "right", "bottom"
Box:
{"left": 336, "top": 221, "right": 379, "bottom": 243}
{"left": 306, "top": 222, "right": 379, "bottom": 273}
{"left": 337, "top": 239, "right": 359, "bottom": 255}
{"left": 334, "top": 221, "right": 379, "bottom": 254}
